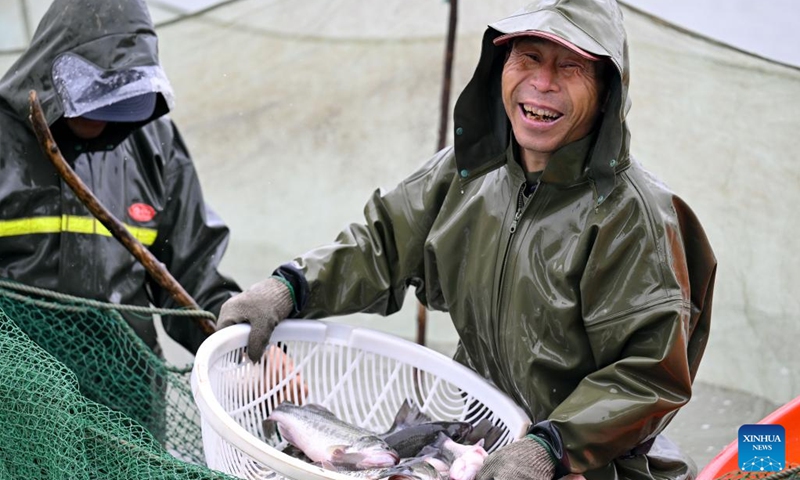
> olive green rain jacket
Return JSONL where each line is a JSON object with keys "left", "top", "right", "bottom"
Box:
{"left": 280, "top": 1, "right": 717, "bottom": 478}
{"left": 0, "top": 0, "right": 240, "bottom": 354}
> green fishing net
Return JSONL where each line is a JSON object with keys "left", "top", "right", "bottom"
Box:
{"left": 0, "top": 279, "right": 237, "bottom": 479}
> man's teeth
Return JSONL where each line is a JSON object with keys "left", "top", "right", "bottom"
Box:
{"left": 523, "top": 105, "right": 560, "bottom": 121}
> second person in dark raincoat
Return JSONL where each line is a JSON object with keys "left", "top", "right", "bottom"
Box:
{"left": 0, "top": 0, "right": 241, "bottom": 438}
{"left": 0, "top": 0, "right": 240, "bottom": 354}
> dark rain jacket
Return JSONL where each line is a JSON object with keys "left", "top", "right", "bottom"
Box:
{"left": 275, "top": 0, "right": 717, "bottom": 478}
{"left": 0, "top": 0, "right": 240, "bottom": 354}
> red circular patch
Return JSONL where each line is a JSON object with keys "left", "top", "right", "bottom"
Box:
{"left": 128, "top": 203, "right": 156, "bottom": 222}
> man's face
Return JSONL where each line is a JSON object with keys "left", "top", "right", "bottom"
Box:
{"left": 501, "top": 37, "right": 605, "bottom": 169}
{"left": 65, "top": 117, "right": 107, "bottom": 140}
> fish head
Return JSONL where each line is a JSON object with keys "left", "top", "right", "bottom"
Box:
{"left": 329, "top": 438, "right": 399, "bottom": 469}
{"left": 386, "top": 462, "right": 444, "bottom": 480}
{"left": 444, "top": 422, "right": 474, "bottom": 443}
{"left": 424, "top": 456, "right": 450, "bottom": 474}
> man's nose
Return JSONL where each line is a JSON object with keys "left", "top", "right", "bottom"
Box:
{"left": 529, "top": 64, "right": 559, "bottom": 92}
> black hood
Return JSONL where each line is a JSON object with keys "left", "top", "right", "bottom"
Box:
{"left": 453, "top": 0, "right": 631, "bottom": 205}
{"left": 0, "top": 0, "right": 174, "bottom": 133}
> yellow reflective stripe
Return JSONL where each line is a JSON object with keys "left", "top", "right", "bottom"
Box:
{"left": 0, "top": 217, "right": 63, "bottom": 236}
{"left": 0, "top": 216, "right": 158, "bottom": 246}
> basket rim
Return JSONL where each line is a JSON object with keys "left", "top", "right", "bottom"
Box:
{"left": 191, "top": 320, "right": 531, "bottom": 479}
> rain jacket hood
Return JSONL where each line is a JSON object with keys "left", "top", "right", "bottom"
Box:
{"left": 0, "top": 0, "right": 173, "bottom": 140}
{"left": 0, "top": 0, "right": 239, "bottom": 354}
{"left": 454, "top": 0, "right": 629, "bottom": 204}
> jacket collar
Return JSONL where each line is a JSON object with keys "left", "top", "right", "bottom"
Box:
{"left": 539, "top": 133, "right": 596, "bottom": 186}
{"left": 503, "top": 131, "right": 600, "bottom": 187}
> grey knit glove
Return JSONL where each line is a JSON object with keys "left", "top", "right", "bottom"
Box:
{"left": 476, "top": 435, "right": 556, "bottom": 480}
{"left": 218, "top": 277, "right": 294, "bottom": 362}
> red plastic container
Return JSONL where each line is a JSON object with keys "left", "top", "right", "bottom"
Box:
{"left": 697, "top": 395, "right": 800, "bottom": 480}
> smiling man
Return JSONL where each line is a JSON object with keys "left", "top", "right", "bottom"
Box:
{"left": 218, "top": 1, "right": 717, "bottom": 479}
{"left": 500, "top": 36, "right": 606, "bottom": 173}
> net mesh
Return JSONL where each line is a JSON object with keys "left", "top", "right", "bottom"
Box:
{"left": 0, "top": 280, "right": 237, "bottom": 479}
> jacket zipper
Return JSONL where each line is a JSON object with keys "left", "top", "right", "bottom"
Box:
{"left": 509, "top": 184, "right": 526, "bottom": 234}
{"left": 494, "top": 181, "right": 536, "bottom": 384}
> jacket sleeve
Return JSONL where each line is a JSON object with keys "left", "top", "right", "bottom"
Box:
{"left": 148, "top": 121, "right": 241, "bottom": 354}
{"left": 530, "top": 193, "right": 716, "bottom": 474}
{"left": 287, "top": 147, "right": 457, "bottom": 319}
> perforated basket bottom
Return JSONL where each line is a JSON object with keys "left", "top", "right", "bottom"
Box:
{"left": 193, "top": 322, "right": 530, "bottom": 480}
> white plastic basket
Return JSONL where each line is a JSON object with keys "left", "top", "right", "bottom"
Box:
{"left": 191, "top": 321, "right": 530, "bottom": 480}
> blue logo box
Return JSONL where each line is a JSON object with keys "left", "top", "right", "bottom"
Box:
{"left": 738, "top": 424, "right": 786, "bottom": 472}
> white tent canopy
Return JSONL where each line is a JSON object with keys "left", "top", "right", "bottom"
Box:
{"left": 624, "top": 0, "right": 800, "bottom": 68}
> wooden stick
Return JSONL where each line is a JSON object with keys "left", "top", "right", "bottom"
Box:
{"left": 27, "top": 90, "right": 216, "bottom": 336}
